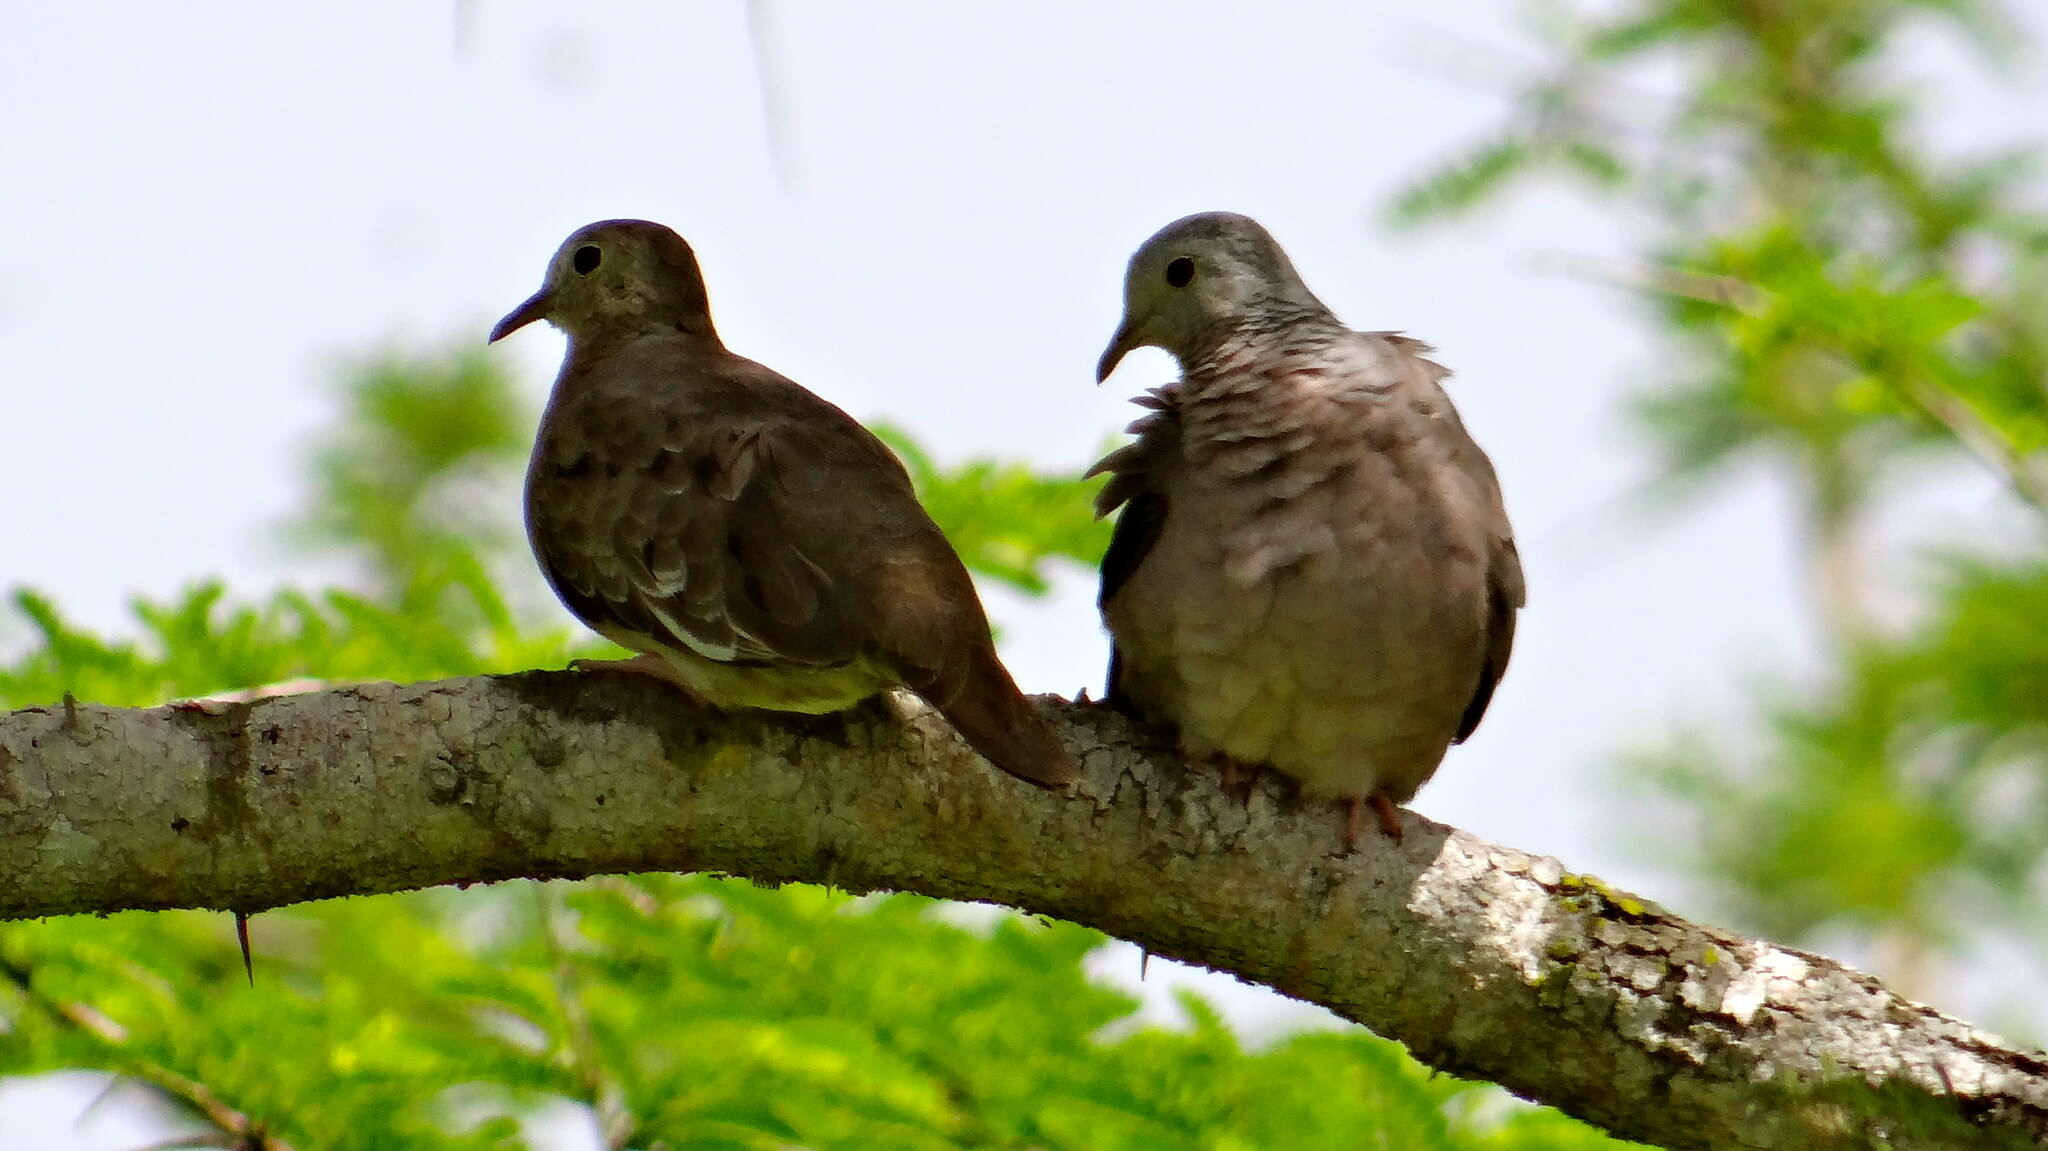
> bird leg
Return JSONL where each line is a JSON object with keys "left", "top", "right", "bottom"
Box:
{"left": 1215, "top": 755, "right": 1261, "bottom": 801}
{"left": 1370, "top": 795, "right": 1405, "bottom": 843}
{"left": 1342, "top": 794, "right": 1407, "bottom": 851}
{"left": 568, "top": 653, "right": 711, "bottom": 707}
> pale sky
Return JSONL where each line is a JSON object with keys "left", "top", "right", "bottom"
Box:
{"left": 3, "top": 4, "right": 2043, "bottom": 1146}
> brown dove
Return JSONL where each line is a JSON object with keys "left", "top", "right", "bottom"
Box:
{"left": 491, "top": 219, "right": 1075, "bottom": 788}
{"left": 1089, "top": 212, "right": 1523, "bottom": 846}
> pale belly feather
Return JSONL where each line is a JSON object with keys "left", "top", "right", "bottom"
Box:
{"left": 597, "top": 624, "right": 897, "bottom": 714}
{"left": 1108, "top": 474, "right": 1489, "bottom": 802}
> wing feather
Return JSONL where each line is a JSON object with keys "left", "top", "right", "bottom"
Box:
{"left": 531, "top": 408, "right": 861, "bottom": 670}
{"left": 1088, "top": 385, "right": 1183, "bottom": 706}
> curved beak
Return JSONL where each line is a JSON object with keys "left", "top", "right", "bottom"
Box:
{"left": 1096, "top": 318, "right": 1140, "bottom": 384}
{"left": 488, "top": 287, "right": 554, "bottom": 343}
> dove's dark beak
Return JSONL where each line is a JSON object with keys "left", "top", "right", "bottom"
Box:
{"left": 1097, "top": 319, "right": 1141, "bottom": 384}
{"left": 489, "top": 288, "right": 554, "bottom": 343}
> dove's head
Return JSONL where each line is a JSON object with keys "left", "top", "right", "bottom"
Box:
{"left": 490, "top": 219, "right": 718, "bottom": 345}
{"left": 1097, "top": 212, "right": 1331, "bottom": 382}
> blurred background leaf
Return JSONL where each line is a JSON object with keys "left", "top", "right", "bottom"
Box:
{"left": 1399, "top": 0, "right": 2048, "bottom": 1020}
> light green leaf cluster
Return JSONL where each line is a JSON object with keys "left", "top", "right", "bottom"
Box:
{"left": 872, "top": 424, "right": 1113, "bottom": 595}
{"left": 1, "top": 880, "right": 1634, "bottom": 1149}
{"left": 1397, "top": 0, "right": 2048, "bottom": 1003}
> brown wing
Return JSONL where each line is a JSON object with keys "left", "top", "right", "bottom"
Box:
{"left": 1454, "top": 532, "right": 1522, "bottom": 743}
{"left": 530, "top": 339, "right": 1072, "bottom": 786}
{"left": 526, "top": 358, "right": 887, "bottom": 671}
{"left": 859, "top": 543, "right": 1078, "bottom": 787}
{"left": 1084, "top": 386, "right": 1181, "bottom": 708}
{"left": 1439, "top": 389, "right": 1524, "bottom": 744}
{"left": 727, "top": 368, "right": 1076, "bottom": 787}
{"left": 1372, "top": 333, "right": 1523, "bottom": 744}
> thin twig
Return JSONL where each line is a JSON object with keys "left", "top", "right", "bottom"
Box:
{"left": 744, "top": 0, "right": 796, "bottom": 187}
{"left": 0, "top": 960, "right": 300, "bottom": 1151}
{"left": 1532, "top": 250, "right": 1768, "bottom": 312}
{"left": 1898, "top": 377, "right": 2048, "bottom": 514}
{"left": 1538, "top": 250, "right": 2048, "bottom": 515}
{"left": 533, "top": 885, "right": 636, "bottom": 1150}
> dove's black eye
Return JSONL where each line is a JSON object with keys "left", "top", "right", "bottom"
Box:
{"left": 572, "top": 245, "right": 602, "bottom": 275}
{"left": 1165, "top": 256, "right": 1195, "bottom": 288}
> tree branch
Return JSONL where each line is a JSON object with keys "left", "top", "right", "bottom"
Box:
{"left": 2, "top": 674, "right": 2043, "bottom": 1149}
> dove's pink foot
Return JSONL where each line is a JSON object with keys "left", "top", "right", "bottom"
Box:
{"left": 1343, "top": 795, "right": 1406, "bottom": 851}
{"left": 1369, "top": 795, "right": 1405, "bottom": 843}
{"left": 1216, "top": 755, "right": 1259, "bottom": 797}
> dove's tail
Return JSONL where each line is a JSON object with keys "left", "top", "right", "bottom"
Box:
{"left": 928, "top": 644, "right": 1079, "bottom": 789}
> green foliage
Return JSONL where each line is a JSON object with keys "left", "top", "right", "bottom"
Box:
{"left": 1389, "top": 136, "right": 1536, "bottom": 226}
{"left": 0, "top": 881, "right": 1636, "bottom": 1150}
{"left": 0, "top": 581, "right": 586, "bottom": 712}
{"left": 286, "top": 347, "right": 533, "bottom": 591}
{"left": 1401, "top": 0, "right": 2048, "bottom": 1000}
{"left": 874, "top": 424, "right": 1113, "bottom": 595}
{"left": 1639, "top": 556, "right": 2048, "bottom": 943}
{"left": 0, "top": 349, "right": 1638, "bottom": 1148}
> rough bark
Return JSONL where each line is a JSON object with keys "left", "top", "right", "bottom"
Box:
{"left": 1, "top": 673, "right": 2043, "bottom": 1150}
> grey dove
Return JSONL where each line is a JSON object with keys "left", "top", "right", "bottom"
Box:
{"left": 491, "top": 219, "right": 1076, "bottom": 788}
{"left": 1089, "top": 212, "right": 1523, "bottom": 846}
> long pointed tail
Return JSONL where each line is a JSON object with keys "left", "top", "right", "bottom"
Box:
{"left": 926, "top": 643, "right": 1078, "bottom": 788}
